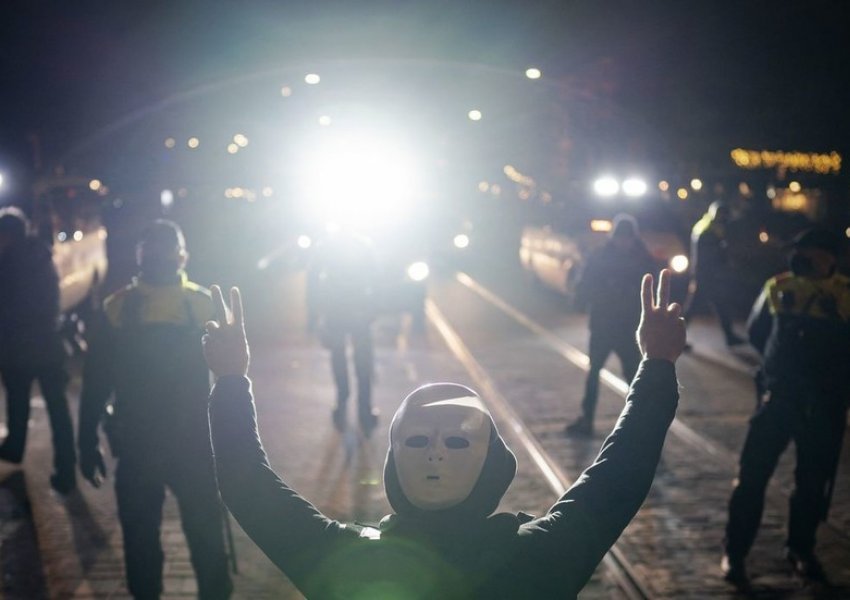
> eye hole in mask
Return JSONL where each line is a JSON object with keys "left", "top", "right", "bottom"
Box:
{"left": 404, "top": 435, "right": 471, "bottom": 449}
{"left": 445, "top": 436, "right": 470, "bottom": 449}
{"left": 405, "top": 435, "right": 429, "bottom": 448}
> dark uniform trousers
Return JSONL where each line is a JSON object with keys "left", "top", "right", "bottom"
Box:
{"left": 115, "top": 448, "right": 230, "bottom": 599}
{"left": 324, "top": 318, "right": 374, "bottom": 416}
{"left": 1, "top": 365, "right": 75, "bottom": 473}
{"left": 725, "top": 390, "right": 847, "bottom": 559}
{"left": 582, "top": 327, "right": 641, "bottom": 421}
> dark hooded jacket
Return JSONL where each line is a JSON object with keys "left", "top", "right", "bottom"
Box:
{"left": 209, "top": 359, "right": 678, "bottom": 599}
{"left": 0, "top": 237, "right": 65, "bottom": 368}
{"left": 575, "top": 236, "right": 656, "bottom": 333}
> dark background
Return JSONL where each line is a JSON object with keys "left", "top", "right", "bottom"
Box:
{"left": 2, "top": 1, "right": 849, "bottom": 185}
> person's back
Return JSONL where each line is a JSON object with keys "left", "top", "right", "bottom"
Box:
{"left": 578, "top": 236, "right": 655, "bottom": 330}
{"left": 0, "top": 206, "right": 76, "bottom": 492}
{"left": 99, "top": 278, "right": 212, "bottom": 450}
{"left": 310, "top": 230, "right": 377, "bottom": 325}
{"left": 0, "top": 235, "right": 63, "bottom": 368}
{"left": 78, "top": 219, "right": 231, "bottom": 599}
{"left": 758, "top": 271, "right": 850, "bottom": 393}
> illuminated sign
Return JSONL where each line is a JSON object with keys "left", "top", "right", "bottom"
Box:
{"left": 730, "top": 148, "right": 841, "bottom": 174}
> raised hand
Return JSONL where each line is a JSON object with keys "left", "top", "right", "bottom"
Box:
{"left": 203, "top": 285, "right": 250, "bottom": 378}
{"left": 637, "top": 269, "right": 687, "bottom": 363}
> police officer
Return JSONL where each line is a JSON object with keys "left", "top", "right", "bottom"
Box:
{"left": 565, "top": 214, "right": 657, "bottom": 436}
{"left": 0, "top": 206, "right": 76, "bottom": 493}
{"left": 684, "top": 201, "right": 745, "bottom": 346}
{"left": 308, "top": 229, "right": 379, "bottom": 434}
{"left": 722, "top": 227, "right": 850, "bottom": 586}
{"left": 78, "top": 220, "right": 231, "bottom": 599}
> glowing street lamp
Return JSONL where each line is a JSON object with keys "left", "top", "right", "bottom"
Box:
{"left": 468, "top": 109, "right": 482, "bottom": 121}
{"left": 525, "top": 67, "right": 542, "bottom": 80}
{"left": 305, "top": 73, "right": 320, "bottom": 85}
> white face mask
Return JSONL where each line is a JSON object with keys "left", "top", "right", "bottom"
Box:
{"left": 392, "top": 395, "right": 491, "bottom": 511}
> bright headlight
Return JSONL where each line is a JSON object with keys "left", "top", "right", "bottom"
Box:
{"left": 297, "top": 235, "right": 312, "bottom": 249}
{"left": 407, "top": 261, "right": 430, "bottom": 282}
{"left": 593, "top": 176, "right": 619, "bottom": 197}
{"left": 622, "top": 177, "right": 648, "bottom": 197}
{"left": 670, "top": 254, "right": 689, "bottom": 273}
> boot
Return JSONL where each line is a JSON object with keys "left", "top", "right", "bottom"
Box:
{"left": 721, "top": 554, "right": 749, "bottom": 589}
{"left": 564, "top": 415, "right": 593, "bottom": 437}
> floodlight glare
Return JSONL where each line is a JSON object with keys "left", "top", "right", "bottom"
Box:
{"left": 296, "top": 131, "right": 420, "bottom": 230}
{"left": 622, "top": 177, "right": 648, "bottom": 197}
{"left": 593, "top": 176, "right": 619, "bottom": 197}
{"left": 297, "top": 235, "right": 312, "bottom": 249}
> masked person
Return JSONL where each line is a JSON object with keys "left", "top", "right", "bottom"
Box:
{"left": 722, "top": 228, "right": 850, "bottom": 587}
{"left": 684, "top": 201, "right": 745, "bottom": 347}
{"left": 0, "top": 206, "right": 76, "bottom": 493}
{"left": 77, "top": 220, "right": 231, "bottom": 599}
{"left": 203, "top": 270, "right": 685, "bottom": 599}
{"left": 565, "top": 213, "right": 657, "bottom": 436}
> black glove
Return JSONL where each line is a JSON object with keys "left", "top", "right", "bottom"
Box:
{"left": 80, "top": 446, "right": 107, "bottom": 488}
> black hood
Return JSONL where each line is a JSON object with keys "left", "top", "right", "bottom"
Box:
{"left": 383, "top": 383, "right": 517, "bottom": 521}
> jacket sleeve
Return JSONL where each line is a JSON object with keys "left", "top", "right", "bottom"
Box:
{"left": 519, "top": 359, "right": 678, "bottom": 589}
{"left": 78, "top": 313, "right": 116, "bottom": 451}
{"left": 209, "top": 376, "right": 359, "bottom": 590}
{"left": 746, "top": 287, "right": 772, "bottom": 356}
{"left": 574, "top": 252, "right": 600, "bottom": 310}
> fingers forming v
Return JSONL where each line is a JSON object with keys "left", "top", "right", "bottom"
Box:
{"left": 657, "top": 269, "right": 671, "bottom": 309}
{"left": 210, "top": 284, "right": 230, "bottom": 325}
{"left": 230, "top": 287, "right": 244, "bottom": 329}
{"left": 641, "top": 273, "right": 654, "bottom": 312}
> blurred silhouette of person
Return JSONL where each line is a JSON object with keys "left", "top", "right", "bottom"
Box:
{"left": 202, "top": 270, "right": 685, "bottom": 599}
{"left": 0, "top": 206, "right": 76, "bottom": 493}
{"left": 308, "top": 229, "right": 379, "bottom": 434}
{"left": 684, "top": 201, "right": 745, "bottom": 347}
{"left": 565, "top": 214, "right": 657, "bottom": 437}
{"left": 722, "top": 228, "right": 850, "bottom": 587}
{"left": 77, "top": 220, "right": 231, "bottom": 599}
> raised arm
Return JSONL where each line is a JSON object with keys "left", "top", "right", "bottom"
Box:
{"left": 523, "top": 270, "right": 685, "bottom": 586}
{"left": 203, "top": 286, "right": 358, "bottom": 586}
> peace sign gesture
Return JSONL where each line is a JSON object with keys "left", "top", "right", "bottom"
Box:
{"left": 203, "top": 285, "right": 251, "bottom": 378}
{"left": 636, "top": 269, "right": 687, "bottom": 363}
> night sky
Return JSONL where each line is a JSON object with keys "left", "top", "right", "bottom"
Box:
{"left": 2, "top": 1, "right": 849, "bottom": 190}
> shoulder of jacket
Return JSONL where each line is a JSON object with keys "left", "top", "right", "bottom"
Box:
{"left": 767, "top": 272, "right": 794, "bottom": 288}
{"left": 182, "top": 281, "right": 214, "bottom": 320}
{"left": 832, "top": 273, "right": 850, "bottom": 287}
{"left": 182, "top": 280, "right": 211, "bottom": 298}
{"left": 103, "top": 284, "right": 138, "bottom": 325}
